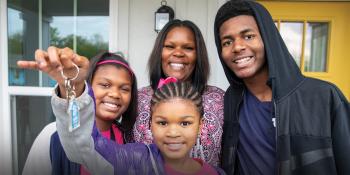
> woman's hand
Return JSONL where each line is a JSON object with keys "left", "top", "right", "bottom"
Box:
{"left": 17, "top": 46, "right": 89, "bottom": 98}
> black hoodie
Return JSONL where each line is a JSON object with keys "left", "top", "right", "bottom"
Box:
{"left": 214, "top": 1, "right": 350, "bottom": 175}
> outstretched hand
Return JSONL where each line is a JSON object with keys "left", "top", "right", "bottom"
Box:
{"left": 17, "top": 46, "right": 89, "bottom": 98}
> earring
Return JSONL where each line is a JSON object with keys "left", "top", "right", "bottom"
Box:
{"left": 116, "top": 115, "right": 123, "bottom": 124}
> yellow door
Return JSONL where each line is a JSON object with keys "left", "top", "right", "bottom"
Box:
{"left": 258, "top": 1, "right": 350, "bottom": 100}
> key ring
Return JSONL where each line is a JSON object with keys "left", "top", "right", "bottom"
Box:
{"left": 60, "top": 63, "right": 79, "bottom": 81}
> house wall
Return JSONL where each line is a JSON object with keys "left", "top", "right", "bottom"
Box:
{"left": 113, "top": 0, "right": 229, "bottom": 91}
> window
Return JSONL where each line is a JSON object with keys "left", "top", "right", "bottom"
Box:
{"left": 7, "top": 0, "right": 109, "bottom": 174}
{"left": 259, "top": 1, "right": 350, "bottom": 101}
{"left": 10, "top": 96, "right": 54, "bottom": 175}
{"left": 304, "top": 23, "right": 328, "bottom": 72}
{"left": 8, "top": 0, "right": 109, "bottom": 87}
{"left": 276, "top": 20, "right": 329, "bottom": 72}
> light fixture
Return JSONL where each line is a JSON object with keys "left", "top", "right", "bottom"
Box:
{"left": 154, "top": 0, "right": 174, "bottom": 33}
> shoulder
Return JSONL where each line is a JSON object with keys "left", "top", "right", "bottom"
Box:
{"left": 281, "top": 78, "right": 349, "bottom": 110}
{"left": 138, "top": 86, "right": 153, "bottom": 101}
{"left": 28, "top": 122, "right": 57, "bottom": 150}
{"left": 120, "top": 143, "right": 161, "bottom": 161}
{"left": 304, "top": 77, "right": 338, "bottom": 88}
{"left": 202, "top": 85, "right": 225, "bottom": 104}
{"left": 201, "top": 86, "right": 225, "bottom": 119}
{"left": 198, "top": 160, "right": 224, "bottom": 175}
{"left": 22, "top": 122, "right": 56, "bottom": 175}
{"left": 147, "top": 144, "right": 161, "bottom": 154}
{"left": 300, "top": 78, "right": 348, "bottom": 102}
{"left": 137, "top": 86, "right": 153, "bottom": 108}
{"left": 37, "top": 122, "right": 57, "bottom": 142}
{"left": 203, "top": 85, "right": 225, "bottom": 101}
{"left": 204, "top": 85, "right": 225, "bottom": 95}
{"left": 138, "top": 86, "right": 153, "bottom": 95}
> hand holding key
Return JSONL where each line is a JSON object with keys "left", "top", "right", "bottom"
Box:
{"left": 18, "top": 46, "right": 89, "bottom": 131}
{"left": 17, "top": 46, "right": 89, "bottom": 98}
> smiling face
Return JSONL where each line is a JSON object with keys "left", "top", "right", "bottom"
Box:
{"left": 92, "top": 64, "right": 132, "bottom": 130}
{"left": 151, "top": 98, "right": 201, "bottom": 162}
{"left": 161, "top": 26, "right": 197, "bottom": 81}
{"left": 219, "top": 15, "right": 267, "bottom": 81}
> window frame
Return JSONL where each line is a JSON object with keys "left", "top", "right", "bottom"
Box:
{"left": 0, "top": 0, "right": 119, "bottom": 174}
{"left": 274, "top": 18, "right": 332, "bottom": 76}
{"left": 272, "top": 15, "right": 334, "bottom": 79}
{"left": 0, "top": 0, "right": 12, "bottom": 174}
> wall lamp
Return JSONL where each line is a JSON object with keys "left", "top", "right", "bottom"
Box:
{"left": 155, "top": 0, "right": 174, "bottom": 33}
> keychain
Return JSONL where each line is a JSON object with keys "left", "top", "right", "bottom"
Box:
{"left": 61, "top": 63, "right": 80, "bottom": 132}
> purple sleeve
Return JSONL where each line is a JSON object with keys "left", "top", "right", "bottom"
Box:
{"left": 91, "top": 122, "right": 157, "bottom": 174}
{"left": 88, "top": 85, "right": 149, "bottom": 173}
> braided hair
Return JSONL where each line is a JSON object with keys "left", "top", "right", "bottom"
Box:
{"left": 151, "top": 82, "right": 203, "bottom": 117}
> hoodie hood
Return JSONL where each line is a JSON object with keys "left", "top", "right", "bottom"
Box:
{"left": 214, "top": 0, "right": 304, "bottom": 101}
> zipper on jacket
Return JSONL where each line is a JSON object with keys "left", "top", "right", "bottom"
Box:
{"left": 236, "top": 90, "right": 245, "bottom": 121}
{"left": 230, "top": 89, "right": 244, "bottom": 174}
{"left": 273, "top": 101, "right": 278, "bottom": 141}
{"left": 273, "top": 100, "right": 280, "bottom": 174}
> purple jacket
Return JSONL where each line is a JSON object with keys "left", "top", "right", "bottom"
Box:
{"left": 92, "top": 124, "right": 166, "bottom": 174}
{"left": 92, "top": 124, "right": 226, "bottom": 175}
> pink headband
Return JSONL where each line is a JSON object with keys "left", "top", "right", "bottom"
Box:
{"left": 96, "top": 60, "right": 134, "bottom": 77}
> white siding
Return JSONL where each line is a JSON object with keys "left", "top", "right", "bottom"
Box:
{"left": 115, "top": 0, "right": 229, "bottom": 90}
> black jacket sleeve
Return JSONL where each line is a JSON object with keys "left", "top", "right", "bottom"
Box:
{"left": 331, "top": 93, "right": 350, "bottom": 175}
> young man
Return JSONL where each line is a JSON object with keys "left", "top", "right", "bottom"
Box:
{"left": 214, "top": 0, "right": 350, "bottom": 175}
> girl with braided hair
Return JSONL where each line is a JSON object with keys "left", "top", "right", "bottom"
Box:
{"left": 53, "top": 79, "right": 225, "bottom": 174}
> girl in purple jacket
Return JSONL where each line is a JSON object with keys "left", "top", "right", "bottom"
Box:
{"left": 53, "top": 81, "right": 225, "bottom": 174}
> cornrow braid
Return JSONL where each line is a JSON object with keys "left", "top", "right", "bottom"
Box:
{"left": 151, "top": 82, "right": 203, "bottom": 117}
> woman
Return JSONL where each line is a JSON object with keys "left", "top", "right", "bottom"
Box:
{"left": 133, "top": 19, "right": 225, "bottom": 166}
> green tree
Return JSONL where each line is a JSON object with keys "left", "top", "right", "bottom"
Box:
{"left": 8, "top": 32, "right": 23, "bottom": 55}
{"left": 49, "top": 26, "right": 108, "bottom": 59}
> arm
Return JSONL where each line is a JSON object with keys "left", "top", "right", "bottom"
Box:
{"left": 17, "top": 47, "right": 147, "bottom": 174}
{"left": 22, "top": 122, "right": 56, "bottom": 175}
{"left": 53, "top": 84, "right": 157, "bottom": 174}
{"left": 133, "top": 87, "right": 153, "bottom": 144}
{"left": 201, "top": 86, "right": 225, "bottom": 166}
{"left": 52, "top": 82, "right": 114, "bottom": 175}
{"left": 331, "top": 97, "right": 350, "bottom": 174}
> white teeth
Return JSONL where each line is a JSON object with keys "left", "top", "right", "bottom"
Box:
{"left": 167, "top": 143, "right": 183, "bottom": 150}
{"left": 234, "top": 57, "right": 252, "bottom": 64}
{"left": 170, "top": 63, "right": 184, "bottom": 70}
{"left": 103, "top": 102, "right": 118, "bottom": 108}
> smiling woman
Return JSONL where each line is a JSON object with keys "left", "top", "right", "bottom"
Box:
{"left": 161, "top": 26, "right": 196, "bottom": 81}
{"left": 133, "top": 19, "right": 225, "bottom": 167}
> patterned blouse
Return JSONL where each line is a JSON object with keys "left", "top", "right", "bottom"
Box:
{"left": 133, "top": 85, "right": 225, "bottom": 166}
